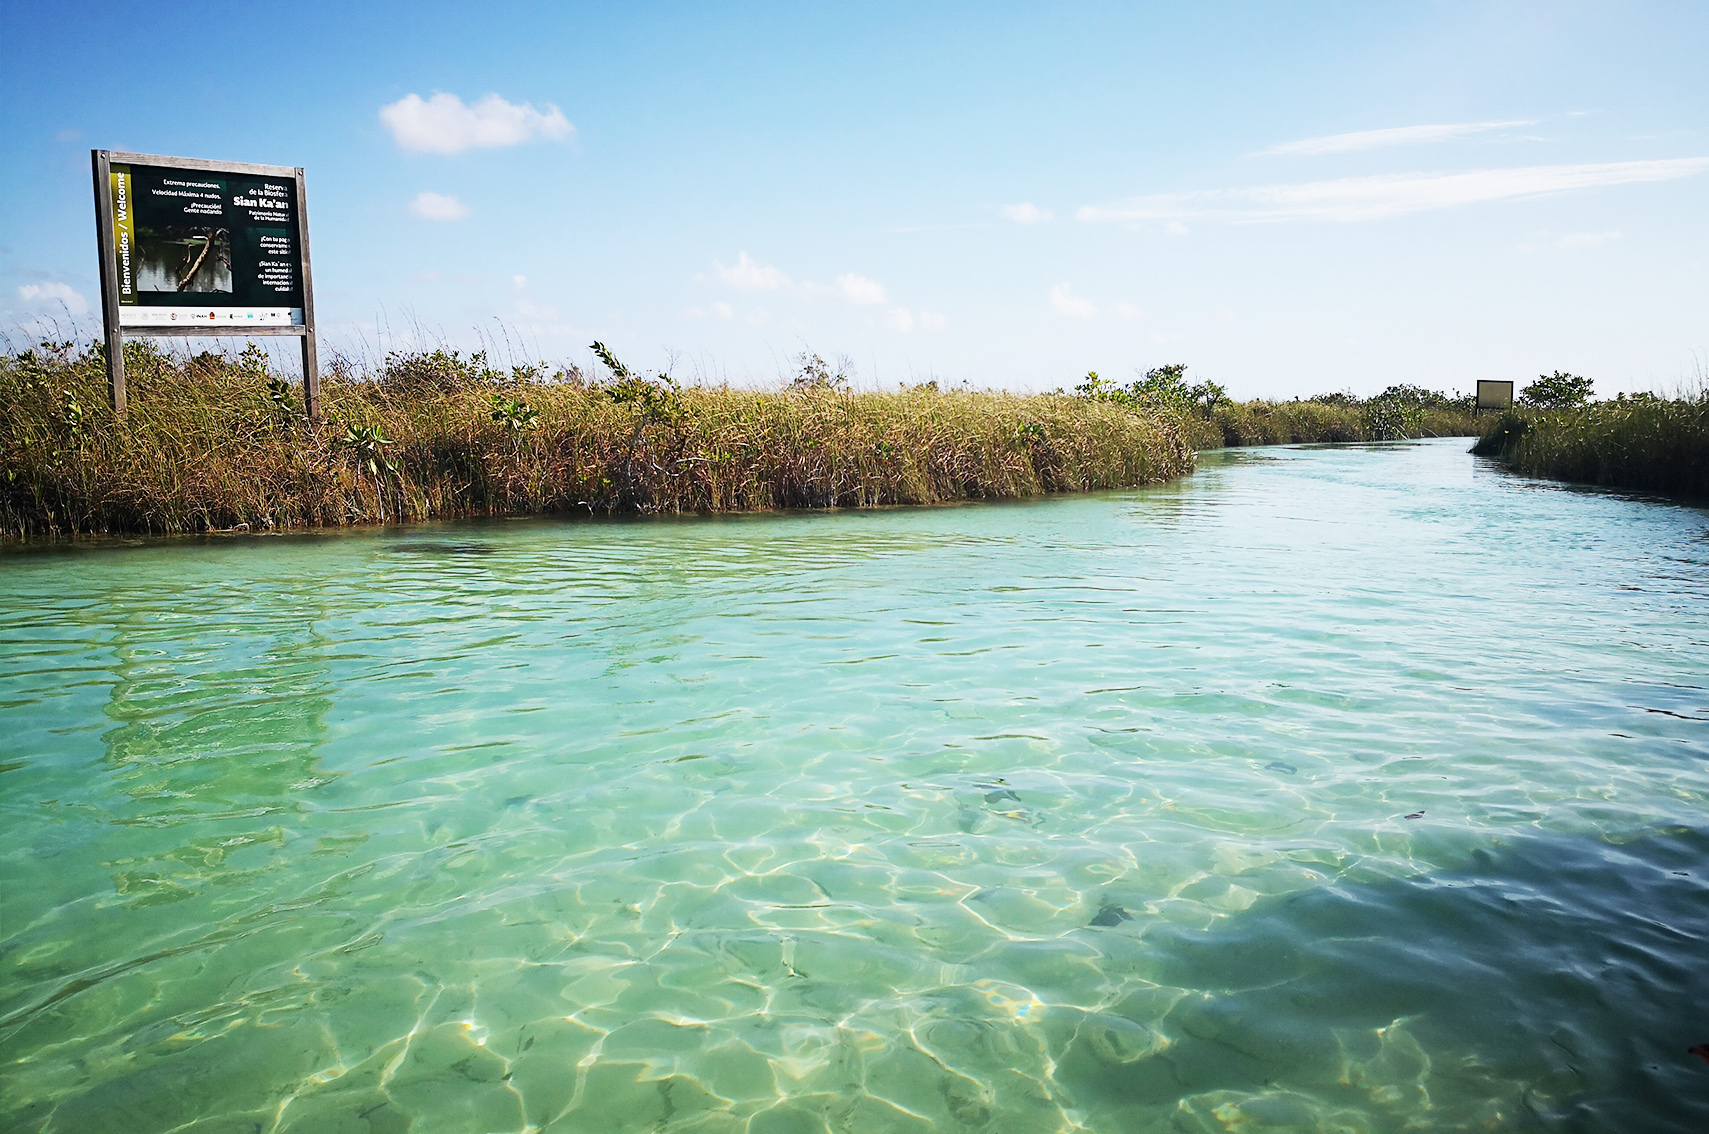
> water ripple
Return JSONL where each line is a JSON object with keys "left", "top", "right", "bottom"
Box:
{"left": 2, "top": 440, "right": 1707, "bottom": 1132}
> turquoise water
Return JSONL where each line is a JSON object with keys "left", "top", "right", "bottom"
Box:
{"left": 3, "top": 438, "right": 1707, "bottom": 1133}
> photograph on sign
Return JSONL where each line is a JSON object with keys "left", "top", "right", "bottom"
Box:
{"left": 109, "top": 161, "right": 305, "bottom": 328}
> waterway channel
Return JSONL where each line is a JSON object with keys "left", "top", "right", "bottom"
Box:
{"left": 3, "top": 438, "right": 1706, "bottom": 1132}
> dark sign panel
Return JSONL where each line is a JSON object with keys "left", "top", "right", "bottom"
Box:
{"left": 108, "top": 161, "right": 306, "bottom": 327}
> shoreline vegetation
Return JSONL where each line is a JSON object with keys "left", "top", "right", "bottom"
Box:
{"left": 1471, "top": 371, "right": 1709, "bottom": 501}
{"left": 1, "top": 340, "right": 1480, "bottom": 540}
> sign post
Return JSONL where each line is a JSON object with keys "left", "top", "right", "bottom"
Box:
{"left": 91, "top": 150, "right": 320, "bottom": 421}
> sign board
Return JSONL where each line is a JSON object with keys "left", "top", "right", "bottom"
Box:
{"left": 92, "top": 150, "right": 319, "bottom": 419}
{"left": 1475, "top": 380, "right": 1514, "bottom": 413}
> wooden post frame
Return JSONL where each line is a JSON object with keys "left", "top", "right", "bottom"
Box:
{"left": 91, "top": 149, "right": 321, "bottom": 421}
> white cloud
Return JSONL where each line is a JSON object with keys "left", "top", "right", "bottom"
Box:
{"left": 1001, "top": 202, "right": 1053, "bottom": 224}
{"left": 1262, "top": 120, "right": 1535, "bottom": 156}
{"left": 886, "top": 308, "right": 915, "bottom": 332}
{"left": 715, "top": 252, "right": 788, "bottom": 291}
{"left": 1557, "top": 230, "right": 1622, "bottom": 247}
{"left": 1164, "top": 220, "right": 1190, "bottom": 237}
{"left": 409, "top": 191, "right": 471, "bottom": 220}
{"left": 1114, "top": 301, "right": 1143, "bottom": 321}
{"left": 1051, "top": 283, "right": 1097, "bottom": 319}
{"left": 834, "top": 272, "right": 888, "bottom": 305}
{"left": 17, "top": 282, "right": 88, "bottom": 314}
{"left": 512, "top": 274, "right": 528, "bottom": 291}
{"left": 711, "top": 301, "right": 733, "bottom": 320}
{"left": 917, "top": 311, "right": 947, "bottom": 332}
{"left": 381, "top": 92, "right": 573, "bottom": 155}
{"left": 1077, "top": 158, "right": 1709, "bottom": 224}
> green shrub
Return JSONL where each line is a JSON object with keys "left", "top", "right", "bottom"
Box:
{"left": 1520, "top": 371, "right": 1594, "bottom": 409}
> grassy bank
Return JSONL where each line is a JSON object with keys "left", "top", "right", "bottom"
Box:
{"left": 1068, "top": 368, "right": 1479, "bottom": 450}
{"left": 1, "top": 342, "right": 1200, "bottom": 538}
{"left": 1183, "top": 399, "right": 1477, "bottom": 449}
{"left": 1471, "top": 394, "right": 1709, "bottom": 499}
{"left": 0, "top": 343, "right": 1483, "bottom": 539}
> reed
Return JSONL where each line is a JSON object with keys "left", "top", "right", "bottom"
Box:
{"left": 0, "top": 341, "right": 1196, "bottom": 538}
{"left": 1470, "top": 394, "right": 1709, "bottom": 499}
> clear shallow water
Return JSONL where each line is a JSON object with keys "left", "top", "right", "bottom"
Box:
{"left": 2, "top": 438, "right": 1707, "bottom": 1134}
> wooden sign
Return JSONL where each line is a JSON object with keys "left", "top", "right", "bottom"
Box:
{"left": 1475, "top": 380, "right": 1514, "bottom": 414}
{"left": 92, "top": 150, "right": 320, "bottom": 420}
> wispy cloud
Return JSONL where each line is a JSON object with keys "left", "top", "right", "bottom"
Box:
{"left": 1078, "top": 158, "right": 1709, "bottom": 224}
{"left": 381, "top": 92, "right": 573, "bottom": 155}
{"left": 1050, "top": 283, "right": 1097, "bottom": 319}
{"left": 1000, "top": 202, "right": 1053, "bottom": 224}
{"left": 885, "top": 307, "right": 945, "bottom": 333}
{"left": 409, "top": 191, "right": 471, "bottom": 220}
{"left": 714, "top": 252, "right": 789, "bottom": 291}
{"left": 17, "top": 282, "right": 88, "bottom": 314}
{"left": 833, "top": 272, "right": 888, "bottom": 305}
{"left": 1262, "top": 120, "right": 1535, "bottom": 156}
{"left": 1557, "top": 230, "right": 1621, "bottom": 247}
{"left": 709, "top": 256, "right": 896, "bottom": 307}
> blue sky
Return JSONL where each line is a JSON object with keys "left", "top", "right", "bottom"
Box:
{"left": 3, "top": 1, "right": 1705, "bottom": 396}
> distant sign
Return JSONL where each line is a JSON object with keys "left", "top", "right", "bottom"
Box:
{"left": 93, "top": 150, "right": 320, "bottom": 418}
{"left": 1476, "top": 380, "right": 1514, "bottom": 412}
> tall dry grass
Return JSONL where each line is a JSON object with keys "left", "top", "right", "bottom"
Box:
{"left": 0, "top": 342, "right": 1195, "bottom": 538}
